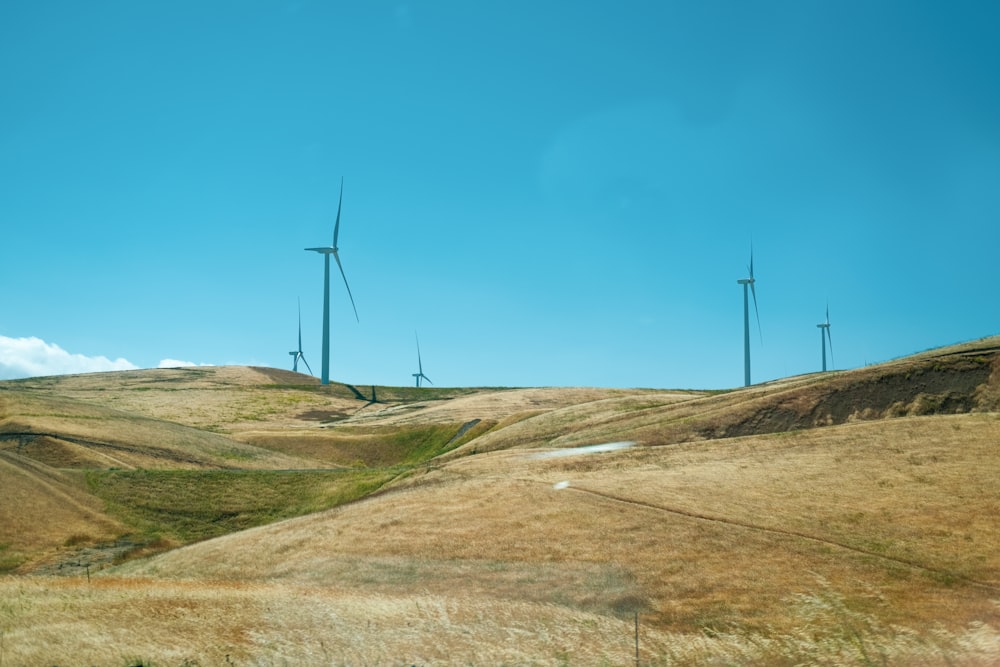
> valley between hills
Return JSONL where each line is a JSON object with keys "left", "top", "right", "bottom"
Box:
{"left": 2, "top": 337, "right": 1000, "bottom": 665}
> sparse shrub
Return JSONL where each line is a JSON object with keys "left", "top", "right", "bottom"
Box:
{"left": 62, "top": 534, "right": 94, "bottom": 547}
{"left": 885, "top": 401, "right": 908, "bottom": 418}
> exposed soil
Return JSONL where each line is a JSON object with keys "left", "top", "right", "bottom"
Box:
{"left": 718, "top": 352, "right": 997, "bottom": 439}
{"left": 296, "top": 408, "right": 353, "bottom": 423}
{"left": 448, "top": 419, "right": 482, "bottom": 444}
{"left": 28, "top": 538, "right": 150, "bottom": 576}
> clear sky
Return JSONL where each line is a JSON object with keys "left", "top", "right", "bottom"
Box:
{"left": 2, "top": 1, "right": 998, "bottom": 389}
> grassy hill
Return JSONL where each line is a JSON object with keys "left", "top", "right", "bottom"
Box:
{"left": 2, "top": 337, "right": 1000, "bottom": 665}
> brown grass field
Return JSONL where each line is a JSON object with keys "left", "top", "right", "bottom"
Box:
{"left": 2, "top": 337, "right": 1000, "bottom": 665}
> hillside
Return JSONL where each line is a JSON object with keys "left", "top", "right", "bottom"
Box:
{"left": 0, "top": 449, "right": 125, "bottom": 572}
{"left": 2, "top": 336, "right": 1000, "bottom": 665}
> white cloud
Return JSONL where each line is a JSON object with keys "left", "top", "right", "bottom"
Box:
{"left": 0, "top": 336, "right": 138, "bottom": 380}
{"left": 157, "top": 359, "right": 214, "bottom": 368}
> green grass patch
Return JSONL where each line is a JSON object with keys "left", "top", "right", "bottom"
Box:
{"left": 84, "top": 469, "right": 396, "bottom": 544}
{"left": 394, "top": 423, "right": 472, "bottom": 465}
{"left": 264, "top": 423, "right": 482, "bottom": 467}
{"left": 0, "top": 543, "right": 26, "bottom": 573}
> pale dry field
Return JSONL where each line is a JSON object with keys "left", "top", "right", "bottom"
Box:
{"left": 0, "top": 387, "right": 323, "bottom": 470}
{"left": 346, "top": 386, "right": 695, "bottom": 428}
{"left": 4, "top": 339, "right": 1000, "bottom": 664}
{"left": 94, "top": 414, "right": 1000, "bottom": 664}
{"left": 0, "top": 451, "right": 124, "bottom": 567}
{"left": 2, "top": 575, "right": 999, "bottom": 666}
{"left": 3, "top": 366, "right": 344, "bottom": 433}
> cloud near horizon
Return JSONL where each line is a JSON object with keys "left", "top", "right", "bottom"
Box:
{"left": 0, "top": 336, "right": 218, "bottom": 380}
{"left": 0, "top": 335, "right": 138, "bottom": 380}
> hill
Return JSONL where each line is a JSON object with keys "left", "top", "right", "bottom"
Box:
{"left": 0, "top": 449, "right": 125, "bottom": 572}
{"left": 2, "top": 336, "right": 1000, "bottom": 665}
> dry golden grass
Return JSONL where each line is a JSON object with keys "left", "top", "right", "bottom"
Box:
{"left": 0, "top": 388, "right": 327, "bottom": 470}
{"left": 0, "top": 576, "right": 676, "bottom": 666}
{"left": 7, "top": 365, "right": 686, "bottom": 432}
{"left": 5, "top": 337, "right": 1000, "bottom": 664}
{"left": 3, "top": 366, "right": 343, "bottom": 433}
{"left": 2, "top": 576, "right": 999, "bottom": 666}
{"left": 0, "top": 451, "right": 123, "bottom": 572}
{"left": 348, "top": 386, "right": 682, "bottom": 428}
{"left": 117, "top": 413, "right": 1000, "bottom": 640}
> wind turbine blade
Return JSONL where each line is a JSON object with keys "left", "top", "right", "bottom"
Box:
{"left": 301, "top": 354, "right": 313, "bottom": 376}
{"left": 750, "top": 282, "right": 762, "bottom": 343}
{"left": 333, "top": 177, "right": 344, "bottom": 248}
{"left": 749, "top": 245, "right": 755, "bottom": 279}
{"left": 332, "top": 250, "right": 360, "bottom": 322}
{"left": 423, "top": 374, "right": 433, "bottom": 385}
{"left": 415, "top": 332, "right": 423, "bottom": 373}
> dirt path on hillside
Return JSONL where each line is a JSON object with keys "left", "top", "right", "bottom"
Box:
{"left": 557, "top": 481, "right": 1000, "bottom": 594}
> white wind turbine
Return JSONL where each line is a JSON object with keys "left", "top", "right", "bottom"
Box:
{"left": 817, "top": 304, "right": 834, "bottom": 372}
{"left": 305, "top": 177, "right": 359, "bottom": 385}
{"left": 289, "top": 299, "right": 313, "bottom": 375}
{"left": 412, "top": 332, "right": 432, "bottom": 387}
{"left": 736, "top": 246, "right": 762, "bottom": 387}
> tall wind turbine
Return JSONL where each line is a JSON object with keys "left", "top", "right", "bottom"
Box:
{"left": 736, "top": 247, "right": 762, "bottom": 387}
{"left": 412, "top": 332, "right": 432, "bottom": 387}
{"left": 817, "top": 305, "right": 834, "bottom": 372}
{"left": 305, "top": 177, "right": 359, "bottom": 385}
{"left": 289, "top": 298, "right": 313, "bottom": 375}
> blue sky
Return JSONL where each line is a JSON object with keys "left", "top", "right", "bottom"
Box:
{"left": 2, "top": 1, "right": 998, "bottom": 389}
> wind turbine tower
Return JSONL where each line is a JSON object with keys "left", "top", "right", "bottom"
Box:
{"left": 817, "top": 305, "right": 834, "bottom": 372}
{"left": 412, "top": 333, "right": 432, "bottom": 388}
{"left": 305, "top": 178, "right": 359, "bottom": 385}
{"left": 289, "top": 298, "right": 313, "bottom": 375}
{"left": 736, "top": 248, "right": 761, "bottom": 387}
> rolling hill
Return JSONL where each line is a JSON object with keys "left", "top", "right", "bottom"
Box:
{"left": 2, "top": 337, "right": 1000, "bottom": 665}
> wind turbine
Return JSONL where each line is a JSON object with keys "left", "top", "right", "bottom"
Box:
{"left": 305, "top": 177, "right": 359, "bottom": 385}
{"left": 736, "top": 247, "right": 762, "bottom": 387}
{"left": 412, "top": 332, "right": 432, "bottom": 387}
{"left": 289, "top": 298, "right": 313, "bottom": 375}
{"left": 817, "top": 305, "right": 834, "bottom": 372}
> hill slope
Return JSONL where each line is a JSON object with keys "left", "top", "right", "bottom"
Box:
{"left": 120, "top": 412, "right": 1000, "bottom": 630}
{"left": 3, "top": 337, "right": 1000, "bottom": 664}
{"left": 0, "top": 450, "right": 124, "bottom": 572}
{"left": 0, "top": 384, "right": 327, "bottom": 470}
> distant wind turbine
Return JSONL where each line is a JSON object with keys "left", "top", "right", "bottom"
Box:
{"left": 736, "top": 246, "right": 762, "bottom": 387}
{"left": 289, "top": 298, "right": 313, "bottom": 376}
{"left": 817, "top": 305, "right": 834, "bottom": 372}
{"left": 412, "top": 333, "right": 432, "bottom": 387}
{"left": 305, "top": 177, "right": 359, "bottom": 385}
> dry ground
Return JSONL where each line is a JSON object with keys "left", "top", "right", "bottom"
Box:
{"left": 3, "top": 337, "right": 1000, "bottom": 664}
{"left": 117, "top": 414, "right": 1000, "bottom": 633}
{"left": 6, "top": 410, "right": 1000, "bottom": 664}
{"left": 3, "top": 576, "right": 999, "bottom": 666}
